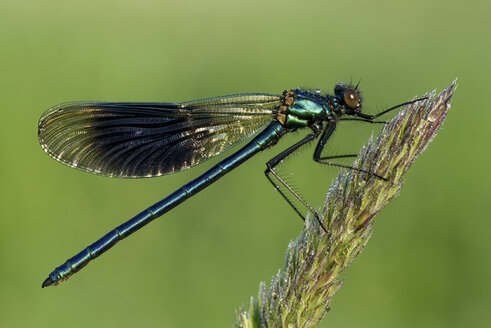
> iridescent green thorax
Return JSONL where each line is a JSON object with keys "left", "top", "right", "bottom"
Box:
{"left": 279, "top": 89, "right": 331, "bottom": 129}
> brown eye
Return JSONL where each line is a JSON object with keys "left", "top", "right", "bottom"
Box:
{"left": 343, "top": 89, "right": 360, "bottom": 108}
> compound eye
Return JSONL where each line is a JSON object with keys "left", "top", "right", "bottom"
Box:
{"left": 343, "top": 89, "right": 360, "bottom": 108}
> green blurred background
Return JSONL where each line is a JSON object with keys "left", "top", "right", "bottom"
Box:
{"left": 1, "top": 0, "right": 489, "bottom": 327}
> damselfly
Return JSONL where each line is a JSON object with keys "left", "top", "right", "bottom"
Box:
{"left": 39, "top": 83, "right": 425, "bottom": 287}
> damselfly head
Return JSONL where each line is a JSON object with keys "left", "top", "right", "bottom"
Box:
{"left": 334, "top": 82, "right": 362, "bottom": 114}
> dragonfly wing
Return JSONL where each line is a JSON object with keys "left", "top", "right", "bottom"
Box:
{"left": 38, "top": 93, "right": 281, "bottom": 178}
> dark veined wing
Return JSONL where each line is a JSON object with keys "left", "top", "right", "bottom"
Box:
{"left": 38, "top": 93, "right": 281, "bottom": 178}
